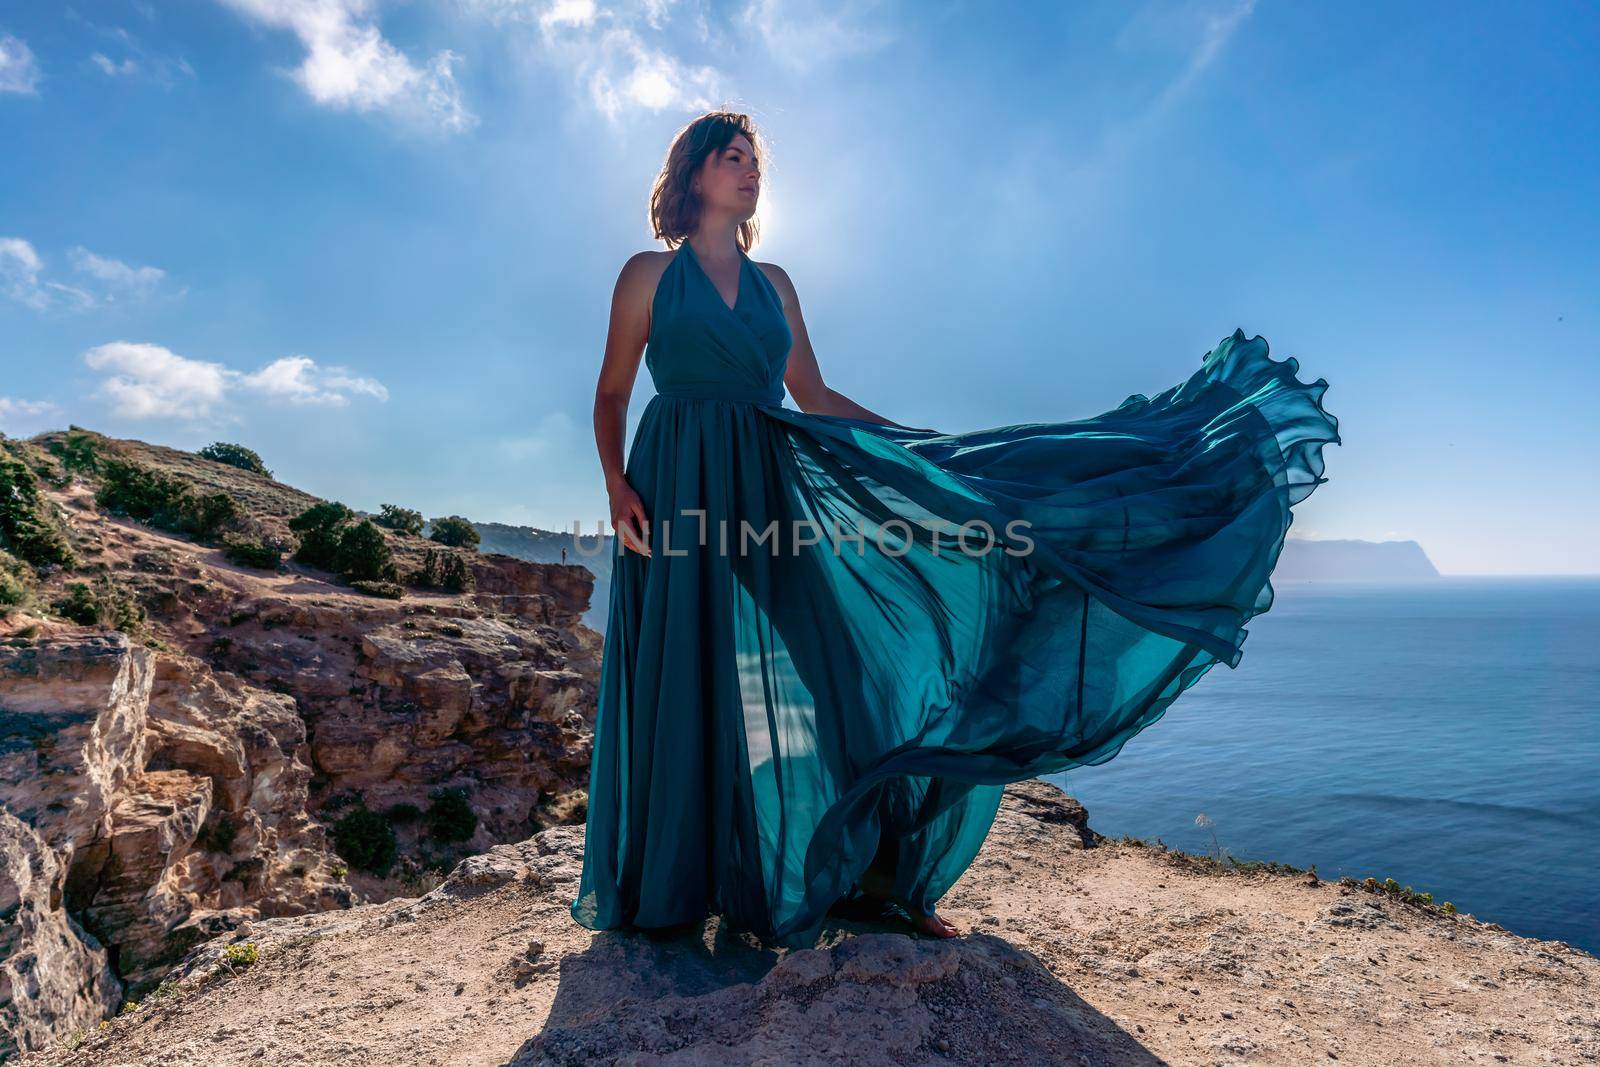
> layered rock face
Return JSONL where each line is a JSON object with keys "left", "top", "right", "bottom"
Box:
{"left": 0, "top": 629, "right": 341, "bottom": 1056}
{"left": 1, "top": 431, "right": 604, "bottom": 1058}
{"left": 1, "top": 577, "right": 601, "bottom": 1057}
{"left": 194, "top": 587, "right": 597, "bottom": 842}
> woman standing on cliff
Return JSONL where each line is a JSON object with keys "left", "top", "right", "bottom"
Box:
{"left": 572, "top": 111, "right": 1339, "bottom": 948}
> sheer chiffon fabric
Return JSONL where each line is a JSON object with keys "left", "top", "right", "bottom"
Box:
{"left": 571, "top": 239, "right": 1340, "bottom": 949}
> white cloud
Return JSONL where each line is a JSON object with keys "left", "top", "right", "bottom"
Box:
{"left": 84, "top": 342, "right": 235, "bottom": 419}
{"left": 0, "top": 32, "right": 42, "bottom": 94}
{"left": 0, "top": 237, "right": 49, "bottom": 310}
{"left": 0, "top": 395, "right": 63, "bottom": 433}
{"left": 238, "top": 355, "right": 389, "bottom": 405}
{"left": 68, "top": 247, "right": 172, "bottom": 303}
{"left": 459, "top": 0, "right": 723, "bottom": 120}
{"left": 1, "top": 237, "right": 177, "bottom": 311}
{"left": 82, "top": 342, "right": 389, "bottom": 422}
{"left": 62, "top": 11, "right": 198, "bottom": 87}
{"left": 216, "top": 0, "right": 477, "bottom": 132}
{"left": 583, "top": 27, "right": 719, "bottom": 118}
{"left": 90, "top": 52, "right": 140, "bottom": 77}
{"left": 454, "top": 0, "right": 896, "bottom": 121}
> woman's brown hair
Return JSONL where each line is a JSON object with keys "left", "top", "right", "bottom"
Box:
{"left": 649, "top": 111, "right": 768, "bottom": 253}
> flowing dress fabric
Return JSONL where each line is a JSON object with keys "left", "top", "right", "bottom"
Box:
{"left": 570, "top": 240, "right": 1340, "bottom": 949}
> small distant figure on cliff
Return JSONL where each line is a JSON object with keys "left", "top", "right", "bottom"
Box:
{"left": 561, "top": 547, "right": 567, "bottom": 563}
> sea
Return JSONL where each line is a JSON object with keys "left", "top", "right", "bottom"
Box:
{"left": 1045, "top": 575, "right": 1600, "bottom": 957}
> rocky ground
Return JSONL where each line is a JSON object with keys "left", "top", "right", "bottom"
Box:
{"left": 18, "top": 779, "right": 1598, "bottom": 1067}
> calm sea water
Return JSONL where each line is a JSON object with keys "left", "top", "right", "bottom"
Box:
{"left": 1045, "top": 576, "right": 1600, "bottom": 957}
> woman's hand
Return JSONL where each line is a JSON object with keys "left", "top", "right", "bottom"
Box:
{"left": 608, "top": 474, "right": 651, "bottom": 557}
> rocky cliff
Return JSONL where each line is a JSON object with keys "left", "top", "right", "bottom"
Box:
{"left": 1, "top": 429, "right": 602, "bottom": 1058}
{"left": 13, "top": 779, "right": 1597, "bottom": 1066}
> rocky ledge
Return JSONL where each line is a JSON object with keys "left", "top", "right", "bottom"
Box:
{"left": 15, "top": 780, "right": 1597, "bottom": 1067}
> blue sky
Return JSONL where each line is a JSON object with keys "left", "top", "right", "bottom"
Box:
{"left": 2, "top": 0, "right": 1596, "bottom": 575}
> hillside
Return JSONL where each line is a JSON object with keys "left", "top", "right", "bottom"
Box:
{"left": 1, "top": 427, "right": 602, "bottom": 1058}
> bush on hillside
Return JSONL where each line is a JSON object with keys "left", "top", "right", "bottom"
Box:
{"left": 198, "top": 442, "right": 272, "bottom": 477}
{"left": 334, "top": 519, "right": 400, "bottom": 583}
{"left": 375, "top": 504, "right": 424, "bottom": 535}
{"left": 427, "top": 515, "right": 479, "bottom": 550}
{"left": 410, "top": 547, "right": 474, "bottom": 593}
{"left": 0, "top": 447, "right": 76, "bottom": 568}
{"left": 52, "top": 577, "right": 145, "bottom": 633}
{"left": 289, "top": 503, "right": 401, "bottom": 588}
{"left": 0, "top": 551, "right": 33, "bottom": 613}
{"left": 288, "top": 502, "right": 353, "bottom": 571}
{"left": 221, "top": 532, "right": 283, "bottom": 570}
{"left": 350, "top": 578, "right": 404, "bottom": 599}
{"left": 95, "top": 458, "right": 243, "bottom": 542}
{"left": 49, "top": 431, "right": 102, "bottom": 476}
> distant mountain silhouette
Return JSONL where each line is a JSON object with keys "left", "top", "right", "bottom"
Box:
{"left": 1276, "top": 538, "right": 1441, "bottom": 580}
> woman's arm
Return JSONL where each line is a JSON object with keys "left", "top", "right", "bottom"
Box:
{"left": 764, "top": 261, "right": 936, "bottom": 431}
{"left": 593, "top": 252, "right": 657, "bottom": 555}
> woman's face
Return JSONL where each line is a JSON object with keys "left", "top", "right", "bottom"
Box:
{"left": 697, "top": 132, "right": 760, "bottom": 220}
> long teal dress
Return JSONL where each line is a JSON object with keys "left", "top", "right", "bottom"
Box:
{"left": 570, "top": 238, "right": 1340, "bottom": 950}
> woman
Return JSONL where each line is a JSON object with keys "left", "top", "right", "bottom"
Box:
{"left": 573, "top": 111, "right": 1340, "bottom": 948}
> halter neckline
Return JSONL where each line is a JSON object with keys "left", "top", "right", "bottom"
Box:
{"left": 679, "top": 238, "right": 746, "bottom": 314}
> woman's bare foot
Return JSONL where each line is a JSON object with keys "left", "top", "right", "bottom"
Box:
{"left": 905, "top": 908, "right": 960, "bottom": 938}
{"left": 858, "top": 869, "right": 961, "bottom": 939}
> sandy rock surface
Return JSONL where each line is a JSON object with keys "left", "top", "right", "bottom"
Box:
{"left": 18, "top": 780, "right": 1598, "bottom": 1067}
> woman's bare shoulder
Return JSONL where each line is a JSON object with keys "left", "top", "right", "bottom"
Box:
{"left": 615, "top": 247, "right": 678, "bottom": 299}
{"left": 751, "top": 257, "right": 797, "bottom": 304}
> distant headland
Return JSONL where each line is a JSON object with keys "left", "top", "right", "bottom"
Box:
{"left": 1276, "top": 537, "right": 1441, "bottom": 580}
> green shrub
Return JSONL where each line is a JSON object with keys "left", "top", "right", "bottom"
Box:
{"left": 184, "top": 492, "right": 241, "bottom": 540}
{"left": 0, "top": 448, "right": 76, "bottom": 567}
{"left": 95, "top": 458, "right": 241, "bottom": 542}
{"left": 334, "top": 519, "right": 399, "bottom": 583}
{"left": 0, "top": 564, "right": 29, "bottom": 610}
{"left": 425, "top": 787, "right": 478, "bottom": 843}
{"left": 350, "top": 578, "right": 404, "bottom": 599}
{"left": 51, "top": 578, "right": 144, "bottom": 632}
{"left": 95, "top": 458, "right": 187, "bottom": 524}
{"left": 221, "top": 942, "right": 260, "bottom": 968}
{"left": 332, "top": 807, "right": 397, "bottom": 874}
{"left": 410, "top": 547, "right": 474, "bottom": 592}
{"left": 50, "top": 431, "right": 102, "bottom": 475}
{"left": 198, "top": 442, "right": 272, "bottom": 477}
{"left": 289, "top": 502, "right": 352, "bottom": 570}
{"left": 385, "top": 802, "right": 422, "bottom": 824}
{"left": 55, "top": 582, "right": 99, "bottom": 626}
{"left": 375, "top": 504, "right": 424, "bottom": 535}
{"left": 427, "top": 516, "right": 480, "bottom": 550}
{"left": 221, "top": 533, "right": 283, "bottom": 570}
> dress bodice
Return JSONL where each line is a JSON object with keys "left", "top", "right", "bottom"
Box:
{"left": 645, "top": 239, "right": 793, "bottom": 406}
